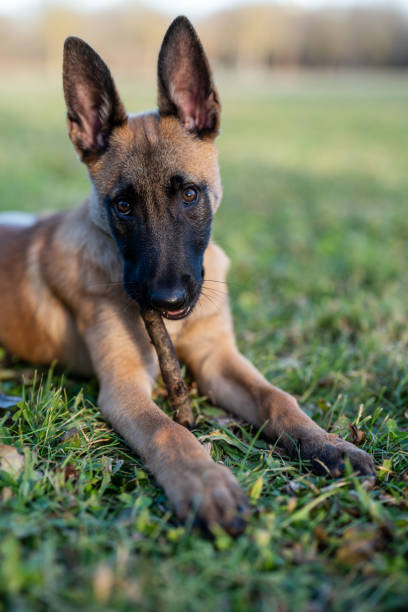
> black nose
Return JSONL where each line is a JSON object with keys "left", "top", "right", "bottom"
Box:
{"left": 150, "top": 286, "right": 187, "bottom": 311}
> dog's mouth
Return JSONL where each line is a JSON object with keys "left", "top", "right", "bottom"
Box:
{"left": 159, "top": 281, "right": 202, "bottom": 320}
{"left": 161, "top": 305, "right": 192, "bottom": 320}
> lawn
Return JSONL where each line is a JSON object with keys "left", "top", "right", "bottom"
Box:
{"left": 0, "top": 70, "right": 407, "bottom": 611}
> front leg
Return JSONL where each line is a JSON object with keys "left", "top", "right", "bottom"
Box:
{"left": 81, "top": 303, "right": 248, "bottom": 533}
{"left": 178, "top": 312, "right": 376, "bottom": 478}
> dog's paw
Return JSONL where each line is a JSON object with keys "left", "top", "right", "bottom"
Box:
{"left": 166, "top": 462, "right": 250, "bottom": 535}
{"left": 299, "top": 432, "right": 376, "bottom": 480}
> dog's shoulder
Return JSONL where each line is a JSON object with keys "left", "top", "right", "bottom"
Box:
{"left": 204, "top": 241, "right": 230, "bottom": 282}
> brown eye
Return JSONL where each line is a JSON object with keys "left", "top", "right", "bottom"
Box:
{"left": 183, "top": 186, "right": 198, "bottom": 205}
{"left": 115, "top": 201, "right": 132, "bottom": 216}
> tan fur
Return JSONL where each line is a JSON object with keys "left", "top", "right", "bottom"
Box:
{"left": 0, "top": 23, "right": 375, "bottom": 533}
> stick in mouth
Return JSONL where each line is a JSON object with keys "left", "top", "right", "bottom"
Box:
{"left": 142, "top": 308, "right": 195, "bottom": 428}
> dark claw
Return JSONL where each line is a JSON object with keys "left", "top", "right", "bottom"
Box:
{"left": 298, "top": 434, "right": 376, "bottom": 479}
{"left": 226, "top": 516, "right": 248, "bottom": 536}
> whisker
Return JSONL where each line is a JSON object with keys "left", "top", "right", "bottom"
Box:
{"left": 199, "top": 290, "right": 223, "bottom": 312}
{"left": 203, "top": 278, "right": 242, "bottom": 290}
{"left": 202, "top": 286, "right": 228, "bottom": 297}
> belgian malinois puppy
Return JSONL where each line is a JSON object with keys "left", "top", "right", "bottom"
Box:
{"left": 0, "top": 17, "right": 375, "bottom": 533}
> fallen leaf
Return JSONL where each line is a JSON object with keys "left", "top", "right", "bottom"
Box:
{"left": 317, "top": 376, "right": 336, "bottom": 389}
{"left": 349, "top": 423, "right": 365, "bottom": 445}
{"left": 0, "top": 393, "right": 22, "bottom": 409}
{"left": 64, "top": 464, "right": 79, "bottom": 481}
{"left": 61, "top": 427, "right": 80, "bottom": 442}
{"left": 93, "top": 564, "right": 114, "bottom": 603}
{"left": 0, "top": 444, "right": 25, "bottom": 476}
{"left": 250, "top": 476, "right": 263, "bottom": 503}
{"left": 287, "top": 497, "right": 297, "bottom": 513}
{"left": 336, "top": 525, "right": 382, "bottom": 565}
{"left": 314, "top": 525, "right": 329, "bottom": 546}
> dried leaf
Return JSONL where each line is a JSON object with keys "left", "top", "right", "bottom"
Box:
{"left": 64, "top": 464, "right": 79, "bottom": 481}
{"left": 93, "top": 564, "right": 114, "bottom": 603}
{"left": 336, "top": 526, "right": 381, "bottom": 565}
{"left": 250, "top": 476, "right": 263, "bottom": 503}
{"left": 287, "top": 497, "right": 297, "bottom": 513}
{"left": 349, "top": 423, "right": 365, "bottom": 445}
{"left": 0, "top": 444, "right": 25, "bottom": 476}
{"left": 0, "top": 393, "right": 22, "bottom": 409}
{"left": 314, "top": 525, "right": 329, "bottom": 545}
{"left": 317, "top": 376, "right": 336, "bottom": 388}
{"left": 61, "top": 427, "right": 80, "bottom": 442}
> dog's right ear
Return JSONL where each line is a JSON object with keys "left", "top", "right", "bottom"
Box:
{"left": 63, "top": 37, "right": 126, "bottom": 161}
{"left": 157, "top": 16, "right": 220, "bottom": 138}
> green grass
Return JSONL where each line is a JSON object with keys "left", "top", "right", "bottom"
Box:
{"left": 0, "top": 71, "right": 407, "bottom": 611}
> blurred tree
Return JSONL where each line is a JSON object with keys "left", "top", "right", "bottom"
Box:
{"left": 1, "top": 3, "right": 407, "bottom": 74}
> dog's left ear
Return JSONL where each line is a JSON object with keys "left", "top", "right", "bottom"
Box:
{"left": 157, "top": 16, "right": 220, "bottom": 138}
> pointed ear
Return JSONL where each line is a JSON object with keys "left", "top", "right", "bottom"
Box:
{"left": 63, "top": 37, "right": 127, "bottom": 161}
{"left": 157, "top": 16, "right": 220, "bottom": 137}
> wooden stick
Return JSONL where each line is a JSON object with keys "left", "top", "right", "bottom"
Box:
{"left": 142, "top": 309, "right": 195, "bottom": 428}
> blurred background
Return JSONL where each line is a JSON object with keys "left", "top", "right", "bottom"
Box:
{"left": 1, "top": 0, "right": 408, "bottom": 73}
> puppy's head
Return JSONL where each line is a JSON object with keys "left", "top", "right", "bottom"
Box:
{"left": 63, "top": 16, "right": 222, "bottom": 319}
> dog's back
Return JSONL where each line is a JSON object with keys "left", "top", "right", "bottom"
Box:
{"left": 0, "top": 214, "right": 93, "bottom": 373}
